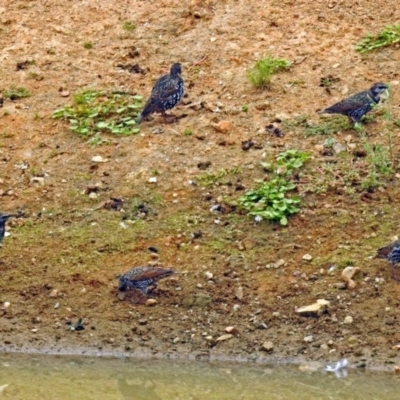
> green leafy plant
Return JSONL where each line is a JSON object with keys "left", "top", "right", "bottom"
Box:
{"left": 52, "top": 89, "right": 142, "bottom": 139}
{"left": 239, "top": 150, "right": 310, "bottom": 225}
{"left": 242, "top": 105, "right": 249, "bottom": 112}
{"left": 247, "top": 55, "right": 291, "bottom": 89}
{"left": 3, "top": 86, "right": 30, "bottom": 100}
{"left": 183, "top": 128, "right": 193, "bottom": 136}
{"left": 83, "top": 41, "right": 93, "bottom": 49}
{"left": 356, "top": 24, "right": 400, "bottom": 53}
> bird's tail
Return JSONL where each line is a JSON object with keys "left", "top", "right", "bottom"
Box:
{"left": 136, "top": 113, "right": 144, "bottom": 124}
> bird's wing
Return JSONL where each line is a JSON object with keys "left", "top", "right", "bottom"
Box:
{"left": 151, "top": 76, "right": 180, "bottom": 100}
{"left": 326, "top": 101, "right": 367, "bottom": 112}
{"left": 129, "top": 268, "right": 173, "bottom": 281}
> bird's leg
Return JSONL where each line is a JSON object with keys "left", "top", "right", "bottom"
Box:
{"left": 161, "top": 111, "right": 177, "bottom": 124}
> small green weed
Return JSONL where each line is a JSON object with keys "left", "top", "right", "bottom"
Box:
{"left": 83, "top": 41, "right": 93, "bottom": 49}
{"left": 183, "top": 128, "right": 193, "bottom": 136}
{"left": 239, "top": 150, "right": 310, "bottom": 225}
{"left": 247, "top": 55, "right": 291, "bottom": 89}
{"left": 52, "top": 89, "right": 142, "bottom": 139}
{"left": 123, "top": 21, "right": 136, "bottom": 31}
{"left": 242, "top": 105, "right": 249, "bottom": 112}
{"left": 3, "top": 86, "right": 30, "bottom": 100}
{"left": 356, "top": 24, "right": 400, "bottom": 53}
{"left": 197, "top": 167, "right": 242, "bottom": 188}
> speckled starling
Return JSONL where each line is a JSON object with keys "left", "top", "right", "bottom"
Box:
{"left": 0, "top": 213, "right": 15, "bottom": 244}
{"left": 137, "top": 63, "right": 184, "bottom": 124}
{"left": 375, "top": 239, "right": 400, "bottom": 281}
{"left": 319, "top": 82, "right": 388, "bottom": 124}
{"left": 118, "top": 266, "right": 175, "bottom": 294}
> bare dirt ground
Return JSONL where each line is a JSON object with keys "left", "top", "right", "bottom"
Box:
{"left": 1, "top": 0, "right": 400, "bottom": 369}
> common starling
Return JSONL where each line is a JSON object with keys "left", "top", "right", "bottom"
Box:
{"left": 118, "top": 266, "right": 175, "bottom": 294}
{"left": 319, "top": 82, "right": 388, "bottom": 124}
{"left": 137, "top": 63, "right": 184, "bottom": 124}
{"left": 0, "top": 213, "right": 15, "bottom": 244}
{"left": 375, "top": 239, "right": 400, "bottom": 281}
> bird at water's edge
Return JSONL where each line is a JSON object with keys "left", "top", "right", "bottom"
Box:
{"left": 137, "top": 63, "right": 184, "bottom": 124}
{"left": 118, "top": 266, "right": 176, "bottom": 295}
{"left": 375, "top": 239, "right": 400, "bottom": 281}
{"left": 319, "top": 82, "right": 388, "bottom": 124}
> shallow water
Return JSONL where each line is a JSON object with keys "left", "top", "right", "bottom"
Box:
{"left": 0, "top": 353, "right": 399, "bottom": 400}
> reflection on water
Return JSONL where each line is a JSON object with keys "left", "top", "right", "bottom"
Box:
{"left": 0, "top": 353, "right": 399, "bottom": 400}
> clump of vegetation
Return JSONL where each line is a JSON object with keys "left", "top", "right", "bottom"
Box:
{"left": 52, "top": 89, "right": 142, "bottom": 139}
{"left": 356, "top": 24, "right": 400, "bottom": 53}
{"left": 239, "top": 150, "right": 310, "bottom": 225}
{"left": 3, "top": 86, "right": 30, "bottom": 100}
{"left": 123, "top": 21, "right": 136, "bottom": 31}
{"left": 247, "top": 55, "right": 291, "bottom": 89}
{"left": 197, "top": 167, "right": 242, "bottom": 188}
{"left": 183, "top": 128, "right": 193, "bottom": 136}
{"left": 83, "top": 41, "right": 93, "bottom": 49}
{"left": 283, "top": 115, "right": 351, "bottom": 136}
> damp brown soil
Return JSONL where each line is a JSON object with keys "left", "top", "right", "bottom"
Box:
{"left": 1, "top": 0, "right": 400, "bottom": 370}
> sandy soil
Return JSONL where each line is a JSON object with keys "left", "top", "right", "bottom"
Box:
{"left": 1, "top": 0, "right": 400, "bottom": 370}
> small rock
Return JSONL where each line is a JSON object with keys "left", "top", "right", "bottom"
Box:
{"left": 3, "top": 302, "right": 10, "bottom": 309}
{"left": 344, "top": 316, "right": 353, "bottom": 324}
{"left": 30, "top": 177, "right": 45, "bottom": 186}
{"left": 138, "top": 318, "right": 147, "bottom": 325}
{"left": 205, "top": 271, "right": 213, "bottom": 280}
{"left": 272, "top": 312, "right": 280, "bottom": 317}
{"left": 333, "top": 143, "right": 346, "bottom": 154}
{"left": 333, "top": 282, "right": 347, "bottom": 290}
{"left": 233, "top": 304, "right": 240, "bottom": 312}
{"left": 49, "top": 289, "right": 58, "bottom": 298}
{"left": 148, "top": 177, "right": 157, "bottom": 183}
{"left": 225, "top": 326, "right": 239, "bottom": 335}
{"left": 91, "top": 155, "right": 108, "bottom": 163}
{"left": 302, "top": 254, "right": 313, "bottom": 261}
{"left": 394, "top": 366, "right": 400, "bottom": 374}
{"left": 261, "top": 341, "right": 274, "bottom": 352}
{"left": 31, "top": 328, "right": 38, "bottom": 333}
{"left": 341, "top": 266, "right": 360, "bottom": 289}
{"left": 211, "top": 120, "right": 233, "bottom": 133}
{"left": 54, "top": 302, "right": 60, "bottom": 309}
{"left": 304, "top": 335, "right": 314, "bottom": 343}
{"left": 297, "top": 299, "right": 330, "bottom": 318}
{"left": 173, "top": 337, "right": 180, "bottom": 344}
{"left": 216, "top": 334, "right": 233, "bottom": 342}
{"left": 146, "top": 299, "right": 157, "bottom": 306}
{"left": 235, "top": 286, "right": 244, "bottom": 300}
{"left": 60, "top": 90, "right": 70, "bottom": 97}
{"left": 320, "top": 343, "right": 329, "bottom": 351}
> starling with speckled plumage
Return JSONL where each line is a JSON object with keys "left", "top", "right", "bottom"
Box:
{"left": 0, "top": 213, "right": 15, "bottom": 244}
{"left": 319, "top": 82, "right": 388, "bottom": 124}
{"left": 137, "top": 63, "right": 184, "bottom": 124}
{"left": 375, "top": 239, "right": 400, "bottom": 281}
{"left": 118, "top": 266, "right": 176, "bottom": 294}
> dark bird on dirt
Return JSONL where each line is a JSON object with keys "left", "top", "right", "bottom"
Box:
{"left": 375, "top": 239, "right": 400, "bottom": 281}
{"left": 137, "top": 63, "right": 184, "bottom": 124}
{"left": 118, "top": 266, "right": 176, "bottom": 294}
{"left": 0, "top": 213, "right": 16, "bottom": 244}
{"left": 319, "top": 82, "right": 388, "bottom": 124}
